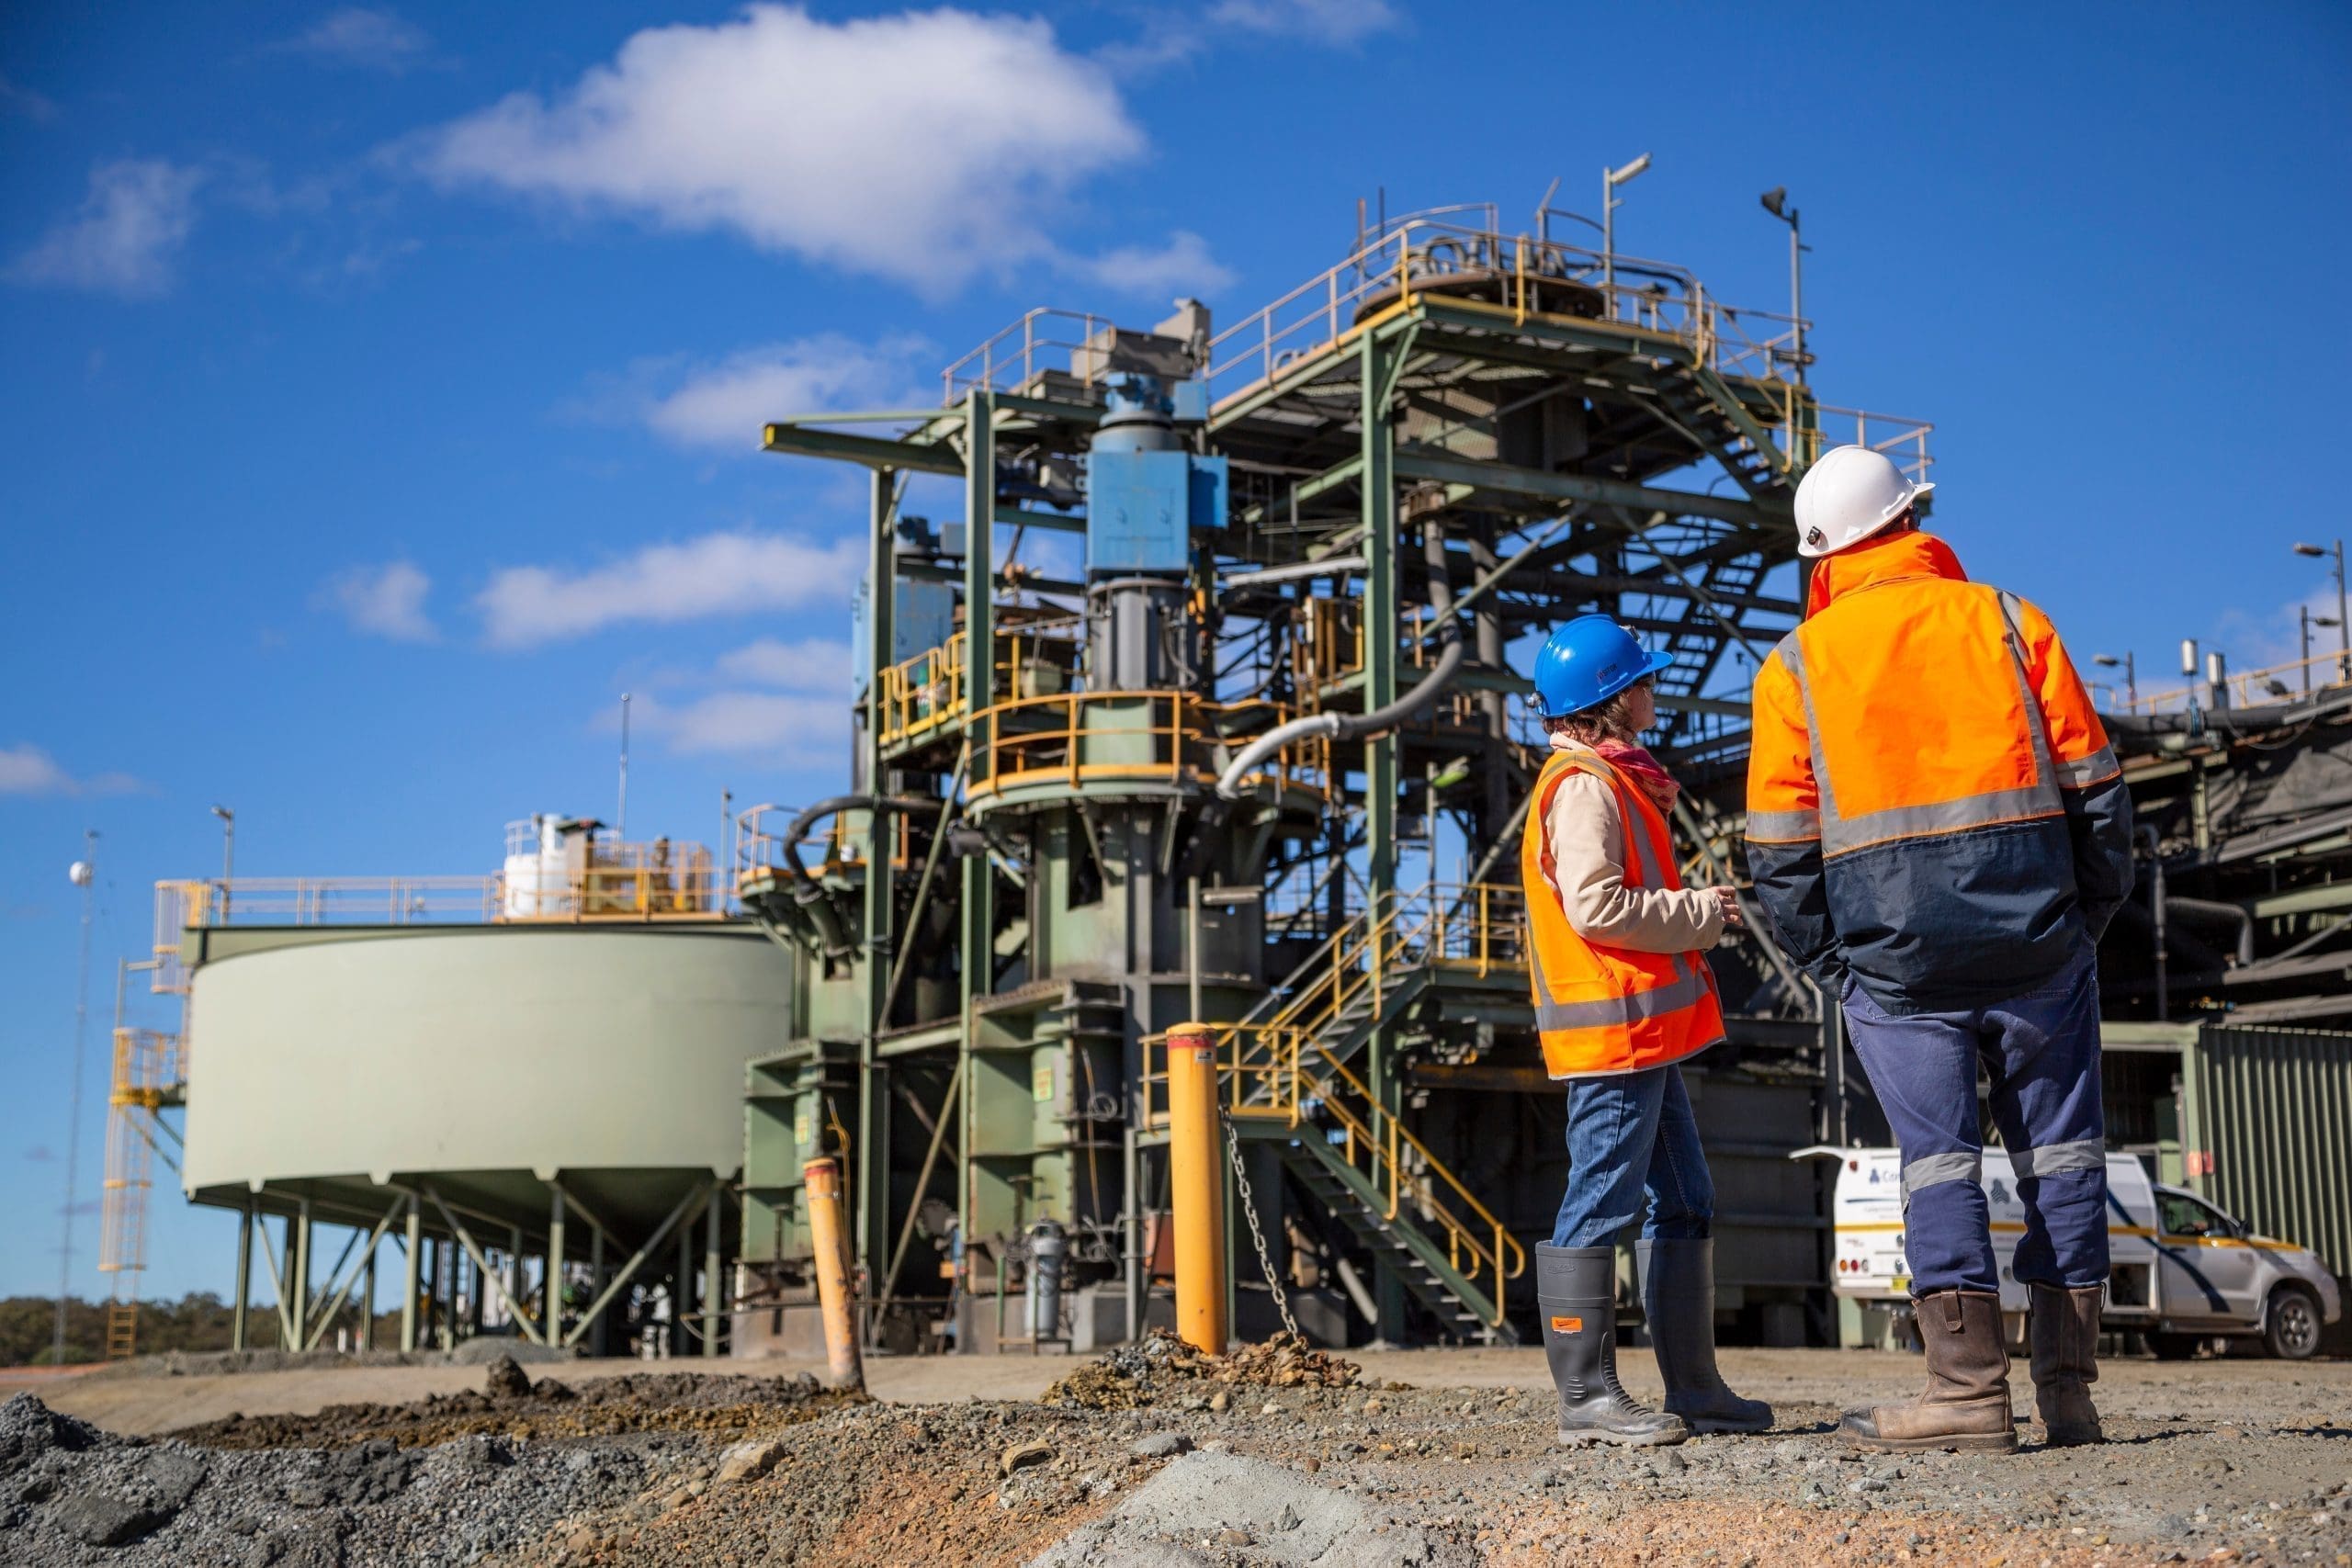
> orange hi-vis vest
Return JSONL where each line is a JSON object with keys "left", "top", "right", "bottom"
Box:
{"left": 1520, "top": 748, "right": 1725, "bottom": 1079}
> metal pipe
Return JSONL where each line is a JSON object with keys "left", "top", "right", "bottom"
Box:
{"left": 2165, "top": 896, "right": 2254, "bottom": 967}
{"left": 2141, "top": 826, "right": 2168, "bottom": 1021}
{"left": 1164, "top": 1023, "right": 1228, "bottom": 1352}
{"left": 804, "top": 1158, "right": 865, "bottom": 1390}
{"left": 1216, "top": 515, "right": 1465, "bottom": 799}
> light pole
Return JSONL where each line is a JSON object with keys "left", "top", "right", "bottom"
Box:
{"left": 1759, "top": 186, "right": 1811, "bottom": 384}
{"left": 2305, "top": 613, "right": 2342, "bottom": 694}
{"left": 210, "top": 806, "right": 234, "bottom": 920}
{"left": 56, "top": 835, "right": 97, "bottom": 1365}
{"left": 2093, "top": 652, "right": 2136, "bottom": 709}
{"left": 1601, "top": 152, "right": 1651, "bottom": 319}
{"left": 617, "top": 693, "right": 632, "bottom": 842}
{"left": 2293, "top": 539, "right": 2348, "bottom": 682}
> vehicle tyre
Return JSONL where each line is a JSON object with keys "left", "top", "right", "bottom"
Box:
{"left": 2149, "top": 1331, "right": 2202, "bottom": 1360}
{"left": 2263, "top": 1286, "right": 2323, "bottom": 1361}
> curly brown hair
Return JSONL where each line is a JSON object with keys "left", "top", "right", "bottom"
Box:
{"left": 1541, "top": 679, "right": 1650, "bottom": 747}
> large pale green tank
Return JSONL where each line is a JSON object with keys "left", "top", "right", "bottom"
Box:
{"left": 184, "top": 923, "right": 791, "bottom": 1232}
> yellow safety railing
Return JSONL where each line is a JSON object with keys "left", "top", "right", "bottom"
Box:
{"left": 967, "top": 689, "right": 1335, "bottom": 805}
{"left": 873, "top": 622, "right": 1083, "bottom": 753}
{"left": 1145, "top": 880, "right": 1530, "bottom": 1326}
{"left": 1147, "top": 1016, "right": 1526, "bottom": 1326}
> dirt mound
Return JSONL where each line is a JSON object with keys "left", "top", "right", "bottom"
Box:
{"left": 169, "top": 1353, "right": 866, "bottom": 1451}
{"left": 1039, "top": 1330, "right": 1362, "bottom": 1411}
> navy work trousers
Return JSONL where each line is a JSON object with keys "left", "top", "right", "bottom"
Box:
{"left": 1551, "top": 1061, "right": 1715, "bottom": 1249}
{"left": 1842, "top": 942, "right": 2109, "bottom": 1296}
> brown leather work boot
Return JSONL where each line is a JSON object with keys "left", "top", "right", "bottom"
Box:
{"left": 2030, "top": 1283, "right": 2106, "bottom": 1447}
{"left": 1838, "top": 1289, "right": 2018, "bottom": 1454}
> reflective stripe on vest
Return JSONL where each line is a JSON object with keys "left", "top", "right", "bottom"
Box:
{"left": 1773, "top": 590, "right": 2066, "bottom": 861}
{"left": 1521, "top": 749, "right": 1723, "bottom": 1077}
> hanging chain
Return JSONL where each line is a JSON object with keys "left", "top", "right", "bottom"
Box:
{"left": 1220, "top": 1109, "right": 1300, "bottom": 1339}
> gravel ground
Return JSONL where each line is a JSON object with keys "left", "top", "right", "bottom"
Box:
{"left": 3, "top": 1345, "right": 2346, "bottom": 1565}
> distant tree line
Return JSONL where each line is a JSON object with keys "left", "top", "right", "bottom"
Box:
{"left": 0, "top": 1294, "right": 401, "bottom": 1367}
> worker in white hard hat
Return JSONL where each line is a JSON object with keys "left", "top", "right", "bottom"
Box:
{"left": 1746, "top": 445, "right": 2136, "bottom": 1453}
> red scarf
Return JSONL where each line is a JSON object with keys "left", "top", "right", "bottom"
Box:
{"left": 1594, "top": 739, "right": 1680, "bottom": 817}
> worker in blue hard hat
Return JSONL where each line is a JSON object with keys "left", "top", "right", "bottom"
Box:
{"left": 1518, "top": 614, "right": 1771, "bottom": 1446}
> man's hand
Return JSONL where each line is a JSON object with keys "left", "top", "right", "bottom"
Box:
{"left": 1709, "top": 886, "right": 1747, "bottom": 928}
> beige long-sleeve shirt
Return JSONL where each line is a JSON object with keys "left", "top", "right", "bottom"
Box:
{"left": 1542, "top": 738, "right": 1725, "bottom": 954}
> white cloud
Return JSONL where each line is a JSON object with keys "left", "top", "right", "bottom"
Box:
{"left": 412, "top": 4, "right": 1150, "bottom": 293}
{"left": 0, "top": 743, "right": 145, "bottom": 797}
{"left": 9, "top": 160, "right": 204, "bottom": 298}
{"left": 278, "top": 8, "right": 434, "bottom": 72}
{"left": 480, "top": 528, "right": 865, "bottom": 649}
{"left": 597, "top": 334, "right": 929, "bottom": 451}
{"left": 1070, "top": 229, "right": 1234, "bottom": 298}
{"left": 714, "top": 637, "right": 855, "bottom": 688}
{"left": 0, "top": 73, "right": 58, "bottom": 121}
{"left": 1206, "top": 0, "right": 1401, "bottom": 42}
{"left": 633, "top": 688, "right": 844, "bottom": 762}
{"left": 320, "top": 560, "right": 437, "bottom": 641}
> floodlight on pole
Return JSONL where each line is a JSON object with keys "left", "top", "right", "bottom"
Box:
{"left": 2293, "top": 540, "right": 2349, "bottom": 682}
{"left": 210, "top": 805, "right": 234, "bottom": 919}
{"left": 2093, "top": 652, "right": 2135, "bottom": 708}
{"left": 1759, "top": 186, "right": 1811, "bottom": 384}
{"left": 1601, "top": 152, "right": 1652, "bottom": 317}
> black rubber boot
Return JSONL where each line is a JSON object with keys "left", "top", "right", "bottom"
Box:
{"left": 1538, "top": 1243, "right": 1687, "bottom": 1447}
{"left": 1638, "top": 1238, "right": 1775, "bottom": 1435}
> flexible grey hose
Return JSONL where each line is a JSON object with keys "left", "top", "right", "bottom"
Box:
{"left": 1216, "top": 516, "right": 1464, "bottom": 799}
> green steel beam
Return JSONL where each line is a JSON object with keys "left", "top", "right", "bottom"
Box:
{"left": 997, "top": 506, "right": 1086, "bottom": 534}
{"left": 1393, "top": 450, "right": 1788, "bottom": 526}
{"left": 763, "top": 423, "right": 965, "bottom": 476}
{"left": 858, "top": 467, "right": 899, "bottom": 1277}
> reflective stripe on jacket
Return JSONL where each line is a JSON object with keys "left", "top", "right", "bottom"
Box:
{"left": 1744, "top": 530, "right": 2136, "bottom": 1016}
{"left": 1522, "top": 747, "right": 1725, "bottom": 1078}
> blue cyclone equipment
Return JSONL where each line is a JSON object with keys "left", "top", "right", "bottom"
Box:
{"left": 1532, "top": 615, "right": 1679, "bottom": 718}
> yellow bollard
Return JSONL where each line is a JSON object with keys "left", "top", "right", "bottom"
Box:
{"left": 803, "top": 1157, "right": 865, "bottom": 1392}
{"left": 1165, "top": 1023, "right": 1229, "bottom": 1354}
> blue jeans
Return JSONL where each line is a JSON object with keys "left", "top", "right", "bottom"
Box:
{"left": 1551, "top": 1063, "right": 1715, "bottom": 1248}
{"left": 1843, "top": 942, "right": 2109, "bottom": 1296}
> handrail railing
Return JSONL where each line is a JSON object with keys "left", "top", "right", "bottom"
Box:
{"left": 967, "top": 688, "right": 1334, "bottom": 804}
{"left": 1145, "top": 1016, "right": 1527, "bottom": 1326}
{"left": 1200, "top": 217, "right": 1804, "bottom": 401}
{"left": 2116, "top": 649, "right": 2352, "bottom": 716}
{"left": 1145, "top": 878, "right": 1531, "bottom": 1329}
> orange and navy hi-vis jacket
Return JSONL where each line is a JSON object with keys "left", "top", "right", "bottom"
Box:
{"left": 1521, "top": 748, "right": 1725, "bottom": 1077}
{"left": 1744, "top": 530, "right": 2136, "bottom": 1016}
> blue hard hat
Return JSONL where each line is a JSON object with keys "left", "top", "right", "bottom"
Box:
{"left": 1531, "top": 615, "right": 1676, "bottom": 718}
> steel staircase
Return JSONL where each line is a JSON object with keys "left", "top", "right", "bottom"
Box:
{"left": 1182, "top": 885, "right": 1527, "bottom": 1342}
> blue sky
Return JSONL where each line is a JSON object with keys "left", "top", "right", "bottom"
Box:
{"left": 4, "top": 2, "right": 2347, "bottom": 1308}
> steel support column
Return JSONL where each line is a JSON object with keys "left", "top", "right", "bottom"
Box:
{"left": 399, "top": 1196, "right": 420, "bottom": 1353}
{"left": 547, "top": 1183, "right": 567, "bottom": 1348}
{"left": 289, "top": 1198, "right": 311, "bottom": 1350}
{"left": 857, "top": 466, "right": 899, "bottom": 1280}
{"left": 955, "top": 389, "right": 998, "bottom": 1346}
{"left": 702, "top": 1184, "right": 723, "bottom": 1359}
{"left": 231, "top": 1202, "right": 252, "bottom": 1352}
{"left": 1361, "top": 327, "right": 1408, "bottom": 1343}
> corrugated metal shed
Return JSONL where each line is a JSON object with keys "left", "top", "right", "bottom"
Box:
{"left": 2172, "top": 1024, "right": 2352, "bottom": 1274}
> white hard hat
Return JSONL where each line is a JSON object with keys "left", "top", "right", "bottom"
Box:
{"left": 1792, "top": 445, "right": 1933, "bottom": 558}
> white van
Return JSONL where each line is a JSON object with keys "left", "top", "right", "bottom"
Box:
{"left": 1807, "top": 1146, "right": 2342, "bottom": 1359}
